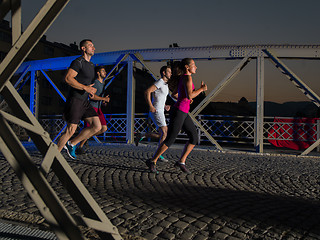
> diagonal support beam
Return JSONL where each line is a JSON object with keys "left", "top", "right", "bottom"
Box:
{"left": 191, "top": 57, "right": 250, "bottom": 117}
{"left": 13, "top": 65, "right": 31, "bottom": 88}
{"left": 40, "top": 69, "right": 66, "bottom": 101}
{"left": 104, "top": 53, "right": 130, "bottom": 80}
{"left": 2, "top": 73, "right": 122, "bottom": 240}
{"left": 11, "top": 0, "right": 21, "bottom": 44}
{"left": 133, "top": 53, "right": 158, "bottom": 81}
{"left": 0, "top": 114, "right": 84, "bottom": 239}
{"left": 264, "top": 49, "right": 320, "bottom": 107}
{"left": 187, "top": 58, "right": 250, "bottom": 148}
{"left": 0, "top": 110, "right": 49, "bottom": 137}
{"left": 0, "top": 1, "right": 123, "bottom": 238}
{"left": 104, "top": 62, "right": 127, "bottom": 91}
{"left": 264, "top": 49, "right": 320, "bottom": 155}
{"left": 102, "top": 54, "right": 129, "bottom": 97}
{"left": 301, "top": 138, "right": 320, "bottom": 155}
{"left": 188, "top": 113, "right": 223, "bottom": 150}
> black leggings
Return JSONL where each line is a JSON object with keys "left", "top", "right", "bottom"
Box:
{"left": 163, "top": 107, "right": 198, "bottom": 147}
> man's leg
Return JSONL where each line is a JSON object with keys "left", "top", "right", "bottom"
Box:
{"left": 135, "top": 132, "right": 159, "bottom": 146}
{"left": 158, "top": 126, "right": 168, "bottom": 145}
{"left": 77, "top": 106, "right": 108, "bottom": 153}
{"left": 78, "top": 124, "right": 107, "bottom": 151}
{"left": 157, "top": 126, "right": 168, "bottom": 162}
{"left": 70, "top": 116, "right": 101, "bottom": 146}
{"left": 57, "top": 123, "right": 77, "bottom": 152}
{"left": 95, "top": 124, "right": 108, "bottom": 135}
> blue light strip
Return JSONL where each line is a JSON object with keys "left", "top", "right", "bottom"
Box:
{"left": 52, "top": 123, "right": 66, "bottom": 142}
{"left": 104, "top": 63, "right": 127, "bottom": 91}
{"left": 30, "top": 71, "right": 35, "bottom": 114}
{"left": 14, "top": 65, "right": 30, "bottom": 88}
{"left": 17, "top": 75, "right": 30, "bottom": 92}
{"left": 40, "top": 70, "right": 66, "bottom": 102}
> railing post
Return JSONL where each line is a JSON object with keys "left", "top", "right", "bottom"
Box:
{"left": 253, "top": 116, "right": 257, "bottom": 146}
{"left": 317, "top": 119, "right": 320, "bottom": 152}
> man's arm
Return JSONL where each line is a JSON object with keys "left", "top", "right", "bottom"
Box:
{"left": 89, "top": 94, "right": 110, "bottom": 102}
{"left": 144, "top": 84, "right": 157, "bottom": 112}
{"left": 65, "top": 68, "right": 97, "bottom": 97}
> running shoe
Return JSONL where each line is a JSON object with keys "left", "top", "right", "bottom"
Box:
{"left": 65, "top": 141, "right": 77, "bottom": 159}
{"left": 174, "top": 161, "right": 191, "bottom": 174}
{"left": 146, "top": 159, "right": 158, "bottom": 173}
{"left": 159, "top": 155, "right": 168, "bottom": 162}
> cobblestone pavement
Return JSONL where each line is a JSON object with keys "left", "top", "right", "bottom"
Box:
{"left": 1, "top": 143, "right": 320, "bottom": 240}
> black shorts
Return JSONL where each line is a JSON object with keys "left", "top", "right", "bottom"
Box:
{"left": 63, "top": 97, "right": 98, "bottom": 124}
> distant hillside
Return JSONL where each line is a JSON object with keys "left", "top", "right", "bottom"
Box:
{"left": 202, "top": 100, "right": 319, "bottom": 117}
{"left": 249, "top": 101, "right": 319, "bottom": 117}
{"left": 185, "top": 93, "right": 319, "bottom": 117}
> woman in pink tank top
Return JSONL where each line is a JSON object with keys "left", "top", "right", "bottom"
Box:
{"left": 146, "top": 58, "right": 207, "bottom": 174}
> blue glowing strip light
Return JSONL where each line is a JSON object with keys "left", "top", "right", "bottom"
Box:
{"left": 29, "top": 71, "right": 36, "bottom": 114}
{"left": 15, "top": 45, "right": 320, "bottom": 75}
{"left": 40, "top": 70, "right": 66, "bottom": 102}
{"left": 104, "top": 63, "right": 127, "bottom": 91}
{"left": 104, "top": 53, "right": 129, "bottom": 79}
{"left": 17, "top": 75, "right": 30, "bottom": 92}
{"left": 14, "top": 65, "right": 30, "bottom": 88}
{"left": 53, "top": 124, "right": 66, "bottom": 142}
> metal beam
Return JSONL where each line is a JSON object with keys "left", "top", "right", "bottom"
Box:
{"left": 40, "top": 69, "right": 66, "bottom": 101}
{"left": 188, "top": 113, "right": 223, "bottom": 150}
{"left": 264, "top": 49, "right": 320, "bottom": 107}
{"left": 126, "top": 56, "right": 135, "bottom": 144}
{"left": 191, "top": 57, "right": 251, "bottom": 117}
{"left": 0, "top": 113, "right": 84, "bottom": 240}
{"left": 0, "top": 1, "right": 123, "bottom": 238}
{"left": 11, "top": 0, "right": 21, "bottom": 44}
{"left": 188, "top": 57, "right": 250, "bottom": 149}
{"left": 104, "top": 53, "right": 129, "bottom": 80}
{"left": 255, "top": 56, "right": 265, "bottom": 153}
{"left": 133, "top": 52, "right": 158, "bottom": 81}
{"left": 104, "top": 62, "right": 127, "bottom": 91}
{"left": 13, "top": 65, "right": 31, "bottom": 88}
{"left": 265, "top": 49, "right": 320, "bottom": 155}
{"left": 15, "top": 44, "right": 320, "bottom": 74}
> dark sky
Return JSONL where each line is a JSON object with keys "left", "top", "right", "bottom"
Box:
{"left": 8, "top": 0, "right": 320, "bottom": 103}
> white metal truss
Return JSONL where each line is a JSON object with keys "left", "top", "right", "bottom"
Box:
{"left": 11, "top": 44, "right": 320, "bottom": 154}
{"left": 0, "top": 1, "right": 122, "bottom": 239}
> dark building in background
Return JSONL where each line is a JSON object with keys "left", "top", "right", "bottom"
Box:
{"left": 1, "top": 20, "right": 154, "bottom": 116}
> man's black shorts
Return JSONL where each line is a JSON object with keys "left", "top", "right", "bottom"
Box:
{"left": 63, "top": 97, "right": 98, "bottom": 124}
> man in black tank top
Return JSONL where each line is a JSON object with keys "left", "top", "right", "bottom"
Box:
{"left": 57, "top": 39, "right": 102, "bottom": 159}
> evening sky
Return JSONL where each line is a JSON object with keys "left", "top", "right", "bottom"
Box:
{"left": 9, "top": 0, "right": 320, "bottom": 103}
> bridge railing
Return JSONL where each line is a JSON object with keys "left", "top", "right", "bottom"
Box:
{"left": 21, "top": 114, "right": 318, "bottom": 149}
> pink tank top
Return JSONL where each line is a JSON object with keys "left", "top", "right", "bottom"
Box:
{"left": 174, "top": 75, "right": 195, "bottom": 113}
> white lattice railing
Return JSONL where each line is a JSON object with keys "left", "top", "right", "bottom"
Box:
{"left": 13, "top": 114, "right": 320, "bottom": 146}
{"left": 263, "top": 117, "right": 319, "bottom": 141}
